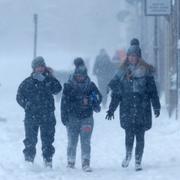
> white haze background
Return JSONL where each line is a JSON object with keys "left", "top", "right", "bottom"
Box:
{"left": 0, "top": 0, "right": 180, "bottom": 180}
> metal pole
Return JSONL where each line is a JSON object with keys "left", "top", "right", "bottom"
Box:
{"left": 154, "top": 16, "right": 159, "bottom": 83}
{"left": 33, "top": 14, "right": 38, "bottom": 59}
{"left": 176, "top": 0, "right": 180, "bottom": 120}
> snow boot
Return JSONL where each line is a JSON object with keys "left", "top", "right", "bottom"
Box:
{"left": 122, "top": 153, "right": 132, "bottom": 168}
{"left": 135, "top": 155, "right": 143, "bottom": 171}
{"left": 67, "top": 162, "right": 75, "bottom": 169}
{"left": 25, "top": 156, "right": 34, "bottom": 163}
{"left": 44, "top": 158, "right": 52, "bottom": 168}
{"left": 135, "top": 162, "right": 142, "bottom": 171}
{"left": 82, "top": 159, "right": 92, "bottom": 172}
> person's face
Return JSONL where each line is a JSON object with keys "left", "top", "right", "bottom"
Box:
{"left": 128, "top": 54, "right": 139, "bottom": 65}
{"left": 75, "top": 75, "right": 86, "bottom": 82}
{"left": 34, "top": 66, "right": 46, "bottom": 73}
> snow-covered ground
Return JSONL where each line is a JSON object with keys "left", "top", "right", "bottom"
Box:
{"left": 0, "top": 57, "right": 180, "bottom": 180}
{"left": 1, "top": 0, "right": 179, "bottom": 179}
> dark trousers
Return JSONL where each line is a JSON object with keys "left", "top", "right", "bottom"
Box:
{"left": 125, "top": 126, "right": 145, "bottom": 163}
{"left": 97, "top": 78, "right": 108, "bottom": 107}
{"left": 23, "top": 112, "right": 56, "bottom": 162}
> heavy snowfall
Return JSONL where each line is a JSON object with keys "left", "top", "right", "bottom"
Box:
{"left": 0, "top": 0, "right": 180, "bottom": 180}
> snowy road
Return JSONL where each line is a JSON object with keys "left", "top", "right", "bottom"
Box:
{"left": 0, "top": 95, "right": 180, "bottom": 180}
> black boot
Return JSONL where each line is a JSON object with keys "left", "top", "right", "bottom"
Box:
{"left": 67, "top": 161, "right": 75, "bottom": 169}
{"left": 82, "top": 159, "right": 92, "bottom": 172}
{"left": 135, "top": 156, "right": 142, "bottom": 171}
{"left": 25, "top": 156, "right": 34, "bottom": 163}
{"left": 135, "top": 161, "right": 142, "bottom": 171}
{"left": 44, "top": 157, "right": 52, "bottom": 168}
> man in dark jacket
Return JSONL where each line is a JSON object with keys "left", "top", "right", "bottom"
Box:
{"left": 106, "top": 45, "right": 161, "bottom": 171}
{"left": 61, "top": 58, "right": 102, "bottom": 172}
{"left": 16, "top": 56, "right": 62, "bottom": 168}
{"left": 93, "top": 49, "right": 115, "bottom": 107}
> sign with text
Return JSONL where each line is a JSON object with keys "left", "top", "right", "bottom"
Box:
{"left": 145, "top": 0, "right": 172, "bottom": 16}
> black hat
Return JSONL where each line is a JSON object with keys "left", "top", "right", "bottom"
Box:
{"left": 74, "top": 57, "right": 85, "bottom": 68}
{"left": 31, "top": 56, "right": 46, "bottom": 69}
{"left": 127, "top": 45, "right": 141, "bottom": 57}
{"left": 130, "top": 38, "right": 140, "bottom": 46}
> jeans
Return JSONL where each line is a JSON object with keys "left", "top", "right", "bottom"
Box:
{"left": 66, "top": 116, "right": 94, "bottom": 164}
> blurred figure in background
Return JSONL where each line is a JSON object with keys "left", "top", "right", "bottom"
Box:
{"left": 93, "top": 49, "right": 115, "bottom": 108}
{"left": 112, "top": 48, "right": 127, "bottom": 66}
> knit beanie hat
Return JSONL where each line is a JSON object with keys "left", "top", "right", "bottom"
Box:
{"left": 31, "top": 56, "right": 46, "bottom": 69}
{"left": 130, "top": 38, "right": 140, "bottom": 46}
{"left": 74, "top": 57, "right": 85, "bottom": 68}
{"left": 127, "top": 45, "right": 141, "bottom": 58}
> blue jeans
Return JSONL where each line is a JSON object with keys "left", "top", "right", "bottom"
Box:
{"left": 66, "top": 116, "right": 94, "bottom": 164}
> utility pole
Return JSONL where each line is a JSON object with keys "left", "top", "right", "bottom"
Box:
{"left": 176, "top": 0, "right": 180, "bottom": 120}
{"left": 33, "top": 14, "right": 38, "bottom": 59}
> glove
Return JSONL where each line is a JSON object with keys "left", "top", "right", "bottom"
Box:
{"left": 154, "top": 109, "right": 160, "bottom": 118}
{"left": 32, "top": 72, "right": 45, "bottom": 82}
{"left": 93, "top": 105, "right": 101, "bottom": 113}
{"left": 105, "top": 110, "right": 114, "bottom": 120}
{"left": 61, "top": 114, "right": 69, "bottom": 126}
{"left": 25, "top": 102, "right": 31, "bottom": 111}
{"left": 106, "top": 86, "right": 110, "bottom": 94}
{"left": 62, "top": 120, "right": 69, "bottom": 126}
{"left": 45, "top": 67, "right": 54, "bottom": 77}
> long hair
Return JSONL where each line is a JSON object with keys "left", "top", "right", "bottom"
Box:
{"left": 119, "top": 57, "right": 155, "bottom": 74}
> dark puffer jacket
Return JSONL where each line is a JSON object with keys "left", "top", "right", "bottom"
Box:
{"left": 108, "top": 60, "right": 161, "bottom": 131}
{"left": 61, "top": 76, "right": 102, "bottom": 125}
{"left": 16, "top": 73, "right": 62, "bottom": 115}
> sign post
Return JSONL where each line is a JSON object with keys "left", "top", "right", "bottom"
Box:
{"left": 145, "top": 0, "right": 172, "bottom": 16}
{"left": 145, "top": 0, "right": 175, "bottom": 118}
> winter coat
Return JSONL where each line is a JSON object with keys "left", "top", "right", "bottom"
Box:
{"left": 61, "top": 75, "right": 102, "bottom": 125}
{"left": 108, "top": 60, "right": 161, "bottom": 131}
{"left": 93, "top": 53, "right": 115, "bottom": 80}
{"left": 16, "top": 73, "right": 62, "bottom": 115}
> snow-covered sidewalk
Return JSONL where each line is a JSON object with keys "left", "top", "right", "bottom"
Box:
{"left": 0, "top": 97, "right": 180, "bottom": 180}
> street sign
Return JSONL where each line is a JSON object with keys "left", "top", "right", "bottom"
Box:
{"left": 145, "top": 0, "right": 172, "bottom": 16}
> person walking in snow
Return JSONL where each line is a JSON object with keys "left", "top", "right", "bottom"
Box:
{"left": 93, "top": 49, "right": 115, "bottom": 107}
{"left": 106, "top": 44, "right": 161, "bottom": 171}
{"left": 61, "top": 57, "right": 102, "bottom": 172}
{"left": 16, "top": 56, "right": 62, "bottom": 168}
